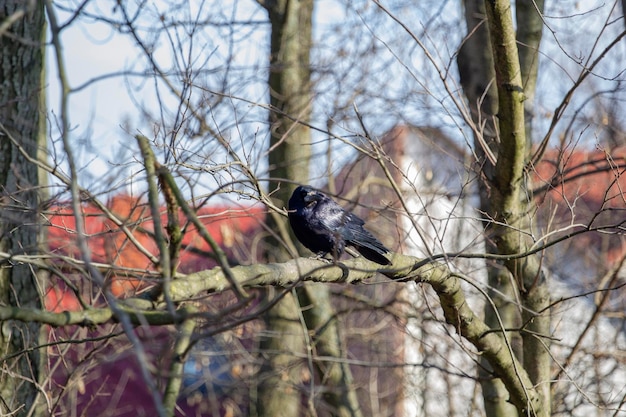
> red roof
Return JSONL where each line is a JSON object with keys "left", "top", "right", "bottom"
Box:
{"left": 45, "top": 194, "right": 265, "bottom": 311}
{"left": 533, "top": 147, "right": 626, "bottom": 264}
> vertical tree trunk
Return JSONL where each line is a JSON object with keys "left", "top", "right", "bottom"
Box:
{"left": 257, "top": 1, "right": 312, "bottom": 416}
{"left": 298, "top": 283, "right": 363, "bottom": 417}
{"left": 264, "top": 0, "right": 314, "bottom": 211}
{"left": 513, "top": 2, "right": 550, "bottom": 414}
{"left": 484, "top": 1, "right": 550, "bottom": 416}
{"left": 457, "top": 1, "right": 520, "bottom": 415}
{"left": 458, "top": 1, "right": 549, "bottom": 416}
{"left": 0, "top": 1, "right": 47, "bottom": 416}
{"left": 258, "top": 1, "right": 362, "bottom": 415}
{"left": 516, "top": 0, "right": 545, "bottom": 143}
{"left": 257, "top": 290, "right": 306, "bottom": 417}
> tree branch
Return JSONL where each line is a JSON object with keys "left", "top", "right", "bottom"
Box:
{"left": 162, "top": 306, "right": 198, "bottom": 416}
{"left": 0, "top": 252, "right": 543, "bottom": 416}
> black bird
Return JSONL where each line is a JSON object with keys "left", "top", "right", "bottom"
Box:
{"left": 288, "top": 185, "right": 391, "bottom": 265}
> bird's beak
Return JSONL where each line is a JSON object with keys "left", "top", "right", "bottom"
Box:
{"left": 303, "top": 190, "right": 319, "bottom": 205}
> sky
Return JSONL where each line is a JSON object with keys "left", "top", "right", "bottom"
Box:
{"left": 46, "top": 1, "right": 269, "bottom": 197}
{"left": 44, "top": 0, "right": 625, "bottom": 200}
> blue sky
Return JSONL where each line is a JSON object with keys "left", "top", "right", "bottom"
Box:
{"left": 45, "top": 0, "right": 625, "bottom": 200}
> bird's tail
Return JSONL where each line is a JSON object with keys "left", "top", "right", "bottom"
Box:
{"left": 354, "top": 244, "right": 391, "bottom": 265}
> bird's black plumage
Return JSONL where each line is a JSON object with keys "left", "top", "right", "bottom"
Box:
{"left": 288, "top": 185, "right": 391, "bottom": 265}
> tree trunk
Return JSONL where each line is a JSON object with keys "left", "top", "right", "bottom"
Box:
{"left": 263, "top": 0, "right": 314, "bottom": 211}
{"left": 0, "top": 1, "right": 47, "bottom": 416}
{"left": 516, "top": 0, "right": 544, "bottom": 143}
{"left": 458, "top": 1, "right": 520, "bottom": 415}
{"left": 257, "top": 289, "right": 306, "bottom": 417}
{"left": 514, "top": 1, "right": 550, "bottom": 414}
{"left": 484, "top": 1, "right": 550, "bottom": 416}
{"left": 298, "top": 283, "right": 363, "bottom": 417}
{"left": 257, "top": 1, "right": 311, "bottom": 416}
{"left": 458, "top": 1, "right": 549, "bottom": 416}
{"left": 258, "top": 1, "right": 362, "bottom": 415}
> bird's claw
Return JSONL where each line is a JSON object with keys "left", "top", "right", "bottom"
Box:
{"left": 309, "top": 254, "right": 333, "bottom": 264}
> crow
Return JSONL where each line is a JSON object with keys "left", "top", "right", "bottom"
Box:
{"left": 288, "top": 185, "right": 391, "bottom": 265}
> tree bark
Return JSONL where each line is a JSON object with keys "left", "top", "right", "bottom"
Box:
{"left": 458, "top": 1, "right": 550, "bottom": 416}
{"left": 298, "top": 283, "right": 364, "bottom": 417}
{"left": 258, "top": 2, "right": 362, "bottom": 415}
{"left": 0, "top": 1, "right": 47, "bottom": 416}
{"left": 457, "top": 1, "right": 519, "bottom": 415}
{"left": 257, "top": 289, "right": 306, "bottom": 417}
{"left": 0, "top": 252, "right": 547, "bottom": 417}
{"left": 262, "top": 0, "right": 314, "bottom": 213}
{"left": 516, "top": 0, "right": 544, "bottom": 143}
{"left": 514, "top": 2, "right": 550, "bottom": 414}
{"left": 257, "top": 1, "right": 311, "bottom": 416}
{"left": 484, "top": 1, "right": 550, "bottom": 416}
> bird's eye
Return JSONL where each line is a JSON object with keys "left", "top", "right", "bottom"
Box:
{"left": 306, "top": 200, "right": 316, "bottom": 208}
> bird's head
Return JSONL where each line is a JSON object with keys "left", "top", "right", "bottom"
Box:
{"left": 290, "top": 185, "right": 323, "bottom": 209}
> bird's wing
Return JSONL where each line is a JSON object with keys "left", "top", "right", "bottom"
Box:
{"left": 316, "top": 201, "right": 383, "bottom": 251}
{"left": 314, "top": 198, "right": 350, "bottom": 230}
{"left": 343, "top": 214, "right": 388, "bottom": 252}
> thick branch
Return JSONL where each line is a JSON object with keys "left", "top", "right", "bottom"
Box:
{"left": 1, "top": 253, "right": 542, "bottom": 415}
{"left": 516, "top": 0, "right": 545, "bottom": 142}
{"left": 484, "top": 2, "right": 549, "bottom": 415}
{"left": 485, "top": 0, "right": 526, "bottom": 207}
{"left": 162, "top": 307, "right": 198, "bottom": 416}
